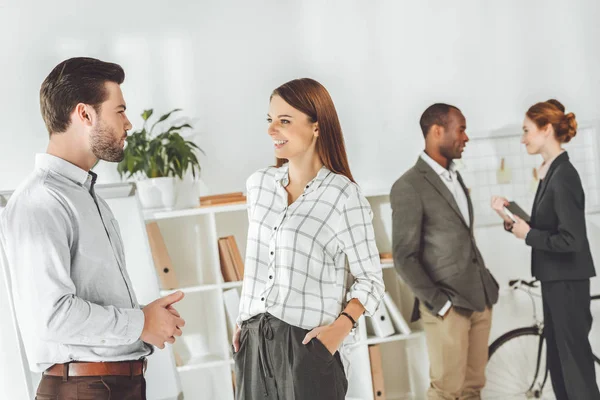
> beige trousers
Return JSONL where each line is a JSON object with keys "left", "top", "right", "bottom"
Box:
{"left": 420, "top": 304, "right": 493, "bottom": 400}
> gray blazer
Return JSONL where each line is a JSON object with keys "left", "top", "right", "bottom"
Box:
{"left": 390, "top": 157, "right": 499, "bottom": 320}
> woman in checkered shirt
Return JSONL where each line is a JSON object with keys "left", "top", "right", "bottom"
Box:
{"left": 232, "top": 78, "right": 385, "bottom": 400}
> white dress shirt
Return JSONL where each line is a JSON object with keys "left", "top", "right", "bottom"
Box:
{"left": 237, "top": 164, "right": 385, "bottom": 329}
{"left": 420, "top": 151, "right": 470, "bottom": 316}
{"left": 0, "top": 154, "right": 151, "bottom": 372}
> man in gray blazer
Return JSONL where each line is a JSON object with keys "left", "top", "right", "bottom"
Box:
{"left": 391, "top": 104, "right": 499, "bottom": 400}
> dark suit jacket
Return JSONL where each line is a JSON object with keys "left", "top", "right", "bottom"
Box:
{"left": 526, "top": 152, "right": 596, "bottom": 281}
{"left": 390, "top": 157, "right": 499, "bottom": 320}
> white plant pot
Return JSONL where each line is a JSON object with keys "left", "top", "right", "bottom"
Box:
{"left": 136, "top": 177, "right": 177, "bottom": 210}
{"left": 175, "top": 179, "right": 202, "bottom": 209}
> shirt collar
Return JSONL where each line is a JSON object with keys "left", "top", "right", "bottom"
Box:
{"left": 420, "top": 151, "right": 457, "bottom": 178}
{"left": 273, "top": 162, "right": 331, "bottom": 192}
{"left": 35, "top": 153, "right": 94, "bottom": 186}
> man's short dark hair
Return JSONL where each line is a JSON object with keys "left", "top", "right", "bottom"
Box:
{"left": 40, "top": 57, "right": 125, "bottom": 136}
{"left": 419, "top": 103, "right": 461, "bottom": 138}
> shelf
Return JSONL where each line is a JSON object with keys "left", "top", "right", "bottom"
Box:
{"left": 142, "top": 190, "right": 392, "bottom": 221}
{"left": 160, "top": 281, "right": 243, "bottom": 296}
{"left": 176, "top": 354, "right": 233, "bottom": 373}
{"left": 144, "top": 202, "right": 248, "bottom": 221}
{"left": 359, "top": 331, "right": 425, "bottom": 346}
{"left": 161, "top": 265, "right": 392, "bottom": 297}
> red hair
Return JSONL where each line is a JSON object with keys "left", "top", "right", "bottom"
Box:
{"left": 526, "top": 99, "right": 577, "bottom": 143}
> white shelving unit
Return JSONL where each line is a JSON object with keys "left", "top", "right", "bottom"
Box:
{"left": 143, "top": 193, "right": 427, "bottom": 400}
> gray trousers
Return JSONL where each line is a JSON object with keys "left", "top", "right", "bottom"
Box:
{"left": 233, "top": 313, "right": 347, "bottom": 400}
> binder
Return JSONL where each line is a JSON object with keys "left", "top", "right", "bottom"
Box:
{"left": 218, "top": 238, "right": 239, "bottom": 282}
{"left": 145, "top": 222, "right": 179, "bottom": 289}
{"left": 226, "top": 236, "right": 245, "bottom": 280}
{"left": 368, "top": 345, "right": 386, "bottom": 399}
{"left": 367, "top": 302, "right": 395, "bottom": 338}
{"left": 383, "top": 292, "right": 412, "bottom": 335}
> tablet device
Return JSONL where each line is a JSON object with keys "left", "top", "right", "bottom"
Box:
{"left": 503, "top": 201, "right": 530, "bottom": 223}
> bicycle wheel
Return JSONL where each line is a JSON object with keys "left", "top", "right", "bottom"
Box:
{"left": 483, "top": 327, "right": 555, "bottom": 400}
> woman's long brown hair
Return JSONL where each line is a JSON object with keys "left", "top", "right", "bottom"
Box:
{"left": 271, "top": 78, "right": 355, "bottom": 183}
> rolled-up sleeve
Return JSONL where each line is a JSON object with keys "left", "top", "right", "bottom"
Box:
{"left": 1, "top": 189, "right": 144, "bottom": 347}
{"left": 337, "top": 188, "right": 385, "bottom": 316}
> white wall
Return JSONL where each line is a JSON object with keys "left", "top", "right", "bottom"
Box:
{"left": 2, "top": 0, "right": 600, "bottom": 398}
{"left": 1, "top": 0, "right": 600, "bottom": 194}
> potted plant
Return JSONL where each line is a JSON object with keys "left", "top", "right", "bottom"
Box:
{"left": 117, "top": 108, "right": 204, "bottom": 209}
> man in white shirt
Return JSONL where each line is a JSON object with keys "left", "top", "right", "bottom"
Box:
{"left": 390, "top": 104, "right": 499, "bottom": 400}
{"left": 0, "top": 57, "right": 185, "bottom": 399}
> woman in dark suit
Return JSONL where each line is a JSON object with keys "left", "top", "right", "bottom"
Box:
{"left": 491, "top": 99, "right": 600, "bottom": 400}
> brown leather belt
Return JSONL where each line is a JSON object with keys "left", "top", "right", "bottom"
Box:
{"left": 45, "top": 359, "right": 146, "bottom": 377}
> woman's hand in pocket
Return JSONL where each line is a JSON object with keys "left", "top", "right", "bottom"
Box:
{"left": 302, "top": 318, "right": 352, "bottom": 355}
{"left": 232, "top": 324, "right": 241, "bottom": 353}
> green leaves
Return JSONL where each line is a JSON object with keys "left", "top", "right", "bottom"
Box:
{"left": 117, "top": 108, "right": 203, "bottom": 180}
{"left": 150, "top": 108, "right": 182, "bottom": 134}
{"left": 141, "top": 109, "right": 153, "bottom": 121}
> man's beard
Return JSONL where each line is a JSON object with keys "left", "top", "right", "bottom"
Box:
{"left": 90, "top": 122, "right": 125, "bottom": 162}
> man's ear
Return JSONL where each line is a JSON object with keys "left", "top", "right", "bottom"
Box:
{"left": 74, "top": 103, "right": 94, "bottom": 127}
{"left": 432, "top": 124, "right": 444, "bottom": 139}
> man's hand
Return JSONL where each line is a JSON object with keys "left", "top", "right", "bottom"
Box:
{"left": 232, "top": 324, "right": 241, "bottom": 353}
{"left": 141, "top": 291, "right": 186, "bottom": 349}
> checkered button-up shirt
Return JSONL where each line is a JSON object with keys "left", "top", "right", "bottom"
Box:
{"left": 237, "top": 163, "right": 385, "bottom": 329}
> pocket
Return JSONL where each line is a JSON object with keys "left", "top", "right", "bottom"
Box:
{"left": 36, "top": 375, "right": 59, "bottom": 399}
{"left": 311, "top": 337, "right": 334, "bottom": 361}
{"left": 77, "top": 378, "right": 110, "bottom": 397}
{"left": 490, "top": 272, "right": 500, "bottom": 289}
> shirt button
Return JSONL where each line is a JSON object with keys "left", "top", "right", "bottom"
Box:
{"left": 269, "top": 275, "right": 273, "bottom": 279}
{"left": 273, "top": 227, "right": 277, "bottom": 231}
{"left": 261, "top": 297, "right": 265, "bottom": 301}
{"left": 270, "top": 251, "right": 274, "bottom": 255}
{"left": 101, "top": 340, "right": 106, "bottom": 344}
{"left": 305, "top": 185, "right": 309, "bottom": 189}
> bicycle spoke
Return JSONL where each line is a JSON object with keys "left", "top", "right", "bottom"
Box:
{"left": 483, "top": 329, "right": 556, "bottom": 399}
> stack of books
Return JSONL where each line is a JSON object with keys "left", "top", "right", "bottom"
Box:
{"left": 199, "top": 192, "right": 246, "bottom": 207}
{"left": 379, "top": 252, "right": 393, "bottom": 265}
{"left": 218, "top": 236, "right": 245, "bottom": 282}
